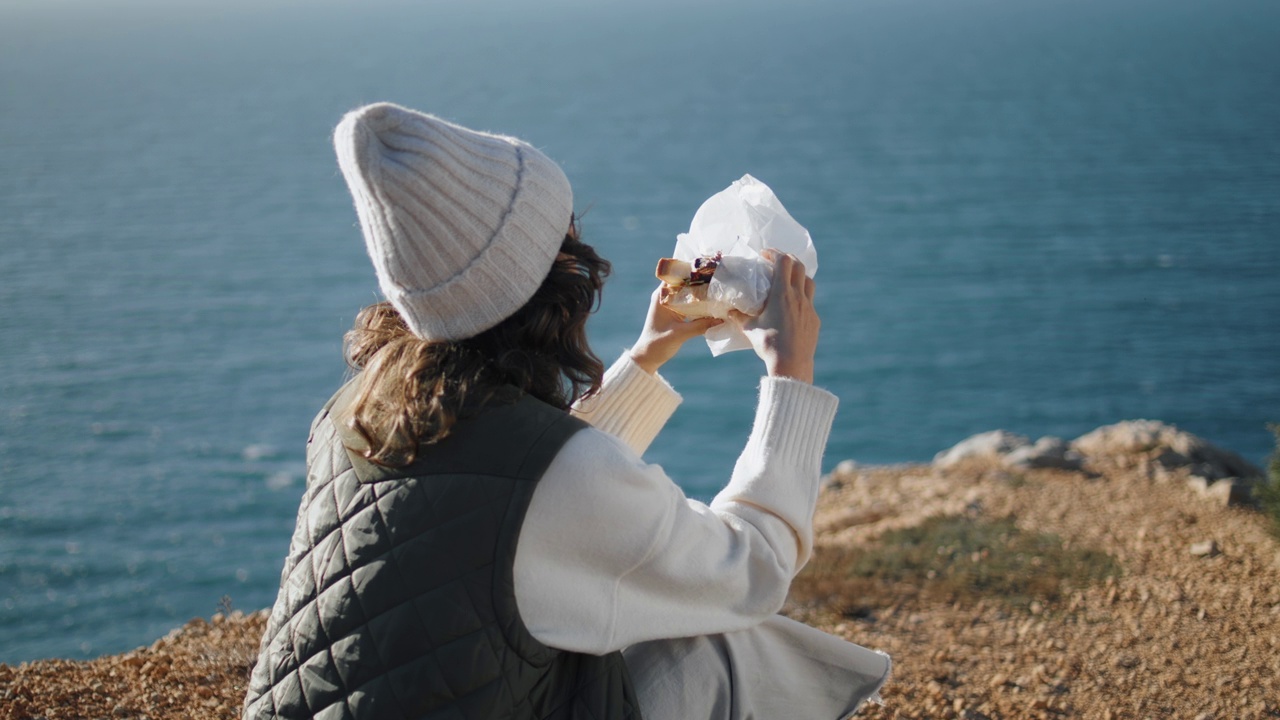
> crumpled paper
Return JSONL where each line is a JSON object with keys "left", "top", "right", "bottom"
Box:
{"left": 671, "top": 174, "right": 817, "bottom": 355}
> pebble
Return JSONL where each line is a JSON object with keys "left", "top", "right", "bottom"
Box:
{"left": 1190, "top": 540, "right": 1221, "bottom": 557}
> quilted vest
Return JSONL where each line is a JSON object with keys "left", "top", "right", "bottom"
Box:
{"left": 243, "top": 381, "right": 642, "bottom": 720}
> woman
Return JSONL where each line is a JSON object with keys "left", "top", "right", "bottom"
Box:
{"left": 243, "top": 102, "right": 889, "bottom": 720}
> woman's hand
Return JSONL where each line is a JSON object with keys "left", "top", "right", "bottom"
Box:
{"left": 730, "top": 251, "right": 820, "bottom": 383}
{"left": 629, "top": 287, "right": 724, "bottom": 374}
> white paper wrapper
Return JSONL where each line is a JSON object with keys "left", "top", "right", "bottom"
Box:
{"left": 672, "top": 174, "right": 817, "bottom": 355}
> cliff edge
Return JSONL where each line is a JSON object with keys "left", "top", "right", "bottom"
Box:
{"left": 3, "top": 420, "right": 1278, "bottom": 720}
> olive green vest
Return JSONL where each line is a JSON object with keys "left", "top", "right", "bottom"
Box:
{"left": 243, "top": 382, "right": 641, "bottom": 720}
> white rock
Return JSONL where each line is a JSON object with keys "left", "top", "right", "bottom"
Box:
{"left": 1189, "top": 540, "right": 1221, "bottom": 557}
{"left": 1003, "top": 436, "right": 1085, "bottom": 471}
{"left": 933, "top": 430, "right": 1031, "bottom": 468}
{"left": 1186, "top": 476, "right": 1251, "bottom": 507}
{"left": 1072, "top": 420, "right": 1262, "bottom": 480}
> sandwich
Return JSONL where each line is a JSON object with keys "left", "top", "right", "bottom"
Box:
{"left": 654, "top": 252, "right": 741, "bottom": 319}
{"left": 656, "top": 252, "right": 720, "bottom": 292}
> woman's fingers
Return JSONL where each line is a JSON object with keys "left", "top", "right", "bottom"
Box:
{"left": 765, "top": 249, "right": 808, "bottom": 290}
{"left": 772, "top": 251, "right": 794, "bottom": 282}
{"left": 790, "top": 254, "right": 807, "bottom": 288}
{"left": 686, "top": 315, "right": 725, "bottom": 336}
{"left": 740, "top": 249, "right": 819, "bottom": 383}
{"left": 631, "top": 283, "right": 726, "bottom": 374}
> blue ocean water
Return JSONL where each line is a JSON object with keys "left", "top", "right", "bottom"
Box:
{"left": 1, "top": 0, "right": 1277, "bottom": 663}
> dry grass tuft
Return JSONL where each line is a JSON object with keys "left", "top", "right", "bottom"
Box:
{"left": 792, "top": 514, "right": 1119, "bottom": 614}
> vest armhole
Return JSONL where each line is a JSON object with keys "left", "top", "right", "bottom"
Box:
{"left": 492, "top": 411, "right": 589, "bottom": 667}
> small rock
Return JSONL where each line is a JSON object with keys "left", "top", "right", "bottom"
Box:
{"left": 1208, "top": 476, "right": 1249, "bottom": 504}
{"left": 1004, "top": 436, "right": 1085, "bottom": 471}
{"left": 934, "top": 430, "right": 1031, "bottom": 468}
{"left": 1186, "top": 476, "right": 1251, "bottom": 507}
{"left": 1189, "top": 540, "right": 1220, "bottom": 558}
{"left": 1114, "top": 653, "right": 1140, "bottom": 669}
{"left": 120, "top": 654, "right": 146, "bottom": 669}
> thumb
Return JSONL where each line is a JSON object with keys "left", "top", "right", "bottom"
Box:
{"left": 726, "top": 309, "right": 753, "bottom": 328}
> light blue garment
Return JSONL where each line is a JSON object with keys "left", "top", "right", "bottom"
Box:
{"left": 624, "top": 615, "right": 890, "bottom": 719}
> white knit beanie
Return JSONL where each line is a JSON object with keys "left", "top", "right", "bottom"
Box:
{"left": 333, "top": 102, "right": 574, "bottom": 341}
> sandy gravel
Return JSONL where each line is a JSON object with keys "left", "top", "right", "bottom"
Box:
{"left": 3, "top": 426, "right": 1278, "bottom": 720}
{"left": 788, "top": 454, "right": 1280, "bottom": 719}
{"left": 0, "top": 611, "right": 262, "bottom": 720}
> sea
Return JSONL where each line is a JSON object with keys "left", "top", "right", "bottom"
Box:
{"left": 1, "top": 0, "right": 1277, "bottom": 664}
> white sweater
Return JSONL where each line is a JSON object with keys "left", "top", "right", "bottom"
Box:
{"left": 512, "top": 353, "right": 839, "bottom": 654}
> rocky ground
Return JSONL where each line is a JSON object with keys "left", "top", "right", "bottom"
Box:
{"left": 0, "top": 611, "right": 262, "bottom": 720}
{"left": 3, "top": 420, "right": 1278, "bottom": 720}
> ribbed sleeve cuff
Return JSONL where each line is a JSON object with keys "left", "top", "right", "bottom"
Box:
{"left": 751, "top": 377, "right": 839, "bottom": 476}
{"left": 713, "top": 377, "right": 839, "bottom": 567}
{"left": 570, "top": 352, "right": 682, "bottom": 457}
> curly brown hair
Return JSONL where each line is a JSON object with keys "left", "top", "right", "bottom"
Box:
{"left": 341, "top": 225, "right": 610, "bottom": 467}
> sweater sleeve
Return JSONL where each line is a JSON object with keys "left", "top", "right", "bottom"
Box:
{"left": 514, "top": 376, "right": 839, "bottom": 655}
{"left": 570, "top": 352, "right": 682, "bottom": 457}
